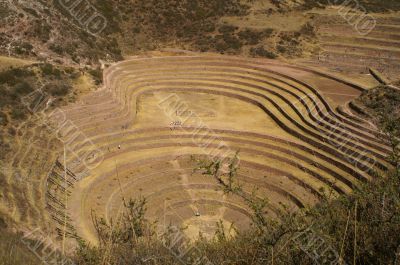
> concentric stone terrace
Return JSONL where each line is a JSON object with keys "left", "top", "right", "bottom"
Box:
{"left": 309, "top": 12, "right": 400, "bottom": 80}
{"left": 48, "top": 54, "right": 391, "bottom": 242}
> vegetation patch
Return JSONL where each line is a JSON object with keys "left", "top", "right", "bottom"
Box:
{"left": 0, "top": 228, "right": 41, "bottom": 265}
{"left": 250, "top": 46, "right": 278, "bottom": 59}
{"left": 356, "top": 85, "right": 400, "bottom": 140}
{"left": 0, "top": 63, "right": 80, "bottom": 126}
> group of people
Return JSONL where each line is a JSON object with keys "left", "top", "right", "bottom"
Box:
{"left": 169, "top": 120, "right": 182, "bottom": 130}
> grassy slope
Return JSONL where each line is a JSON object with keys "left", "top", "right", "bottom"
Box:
{"left": 0, "top": 228, "right": 41, "bottom": 265}
{"left": 2, "top": 0, "right": 399, "bottom": 64}
{"left": 0, "top": 56, "right": 99, "bottom": 250}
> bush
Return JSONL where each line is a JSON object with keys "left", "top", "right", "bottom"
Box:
{"left": 0, "top": 112, "right": 7, "bottom": 126}
{"left": 13, "top": 42, "right": 33, "bottom": 55}
{"left": 40, "top": 63, "right": 61, "bottom": 77}
{"left": 132, "top": 26, "right": 141, "bottom": 34}
{"left": 10, "top": 108, "right": 26, "bottom": 120}
{"left": 0, "top": 2, "right": 11, "bottom": 19}
{"left": 46, "top": 82, "right": 71, "bottom": 97}
{"left": 22, "top": 7, "right": 39, "bottom": 17}
{"left": 222, "top": 33, "right": 243, "bottom": 50}
{"left": 218, "top": 25, "right": 237, "bottom": 34}
{"left": 88, "top": 68, "right": 103, "bottom": 85}
{"left": 358, "top": 86, "right": 400, "bottom": 119}
{"left": 238, "top": 28, "right": 273, "bottom": 45}
{"left": 195, "top": 35, "right": 215, "bottom": 52}
{"left": 49, "top": 43, "right": 64, "bottom": 55}
{"left": 299, "top": 22, "right": 316, "bottom": 38}
{"left": 250, "top": 46, "right": 277, "bottom": 59}
{"left": 0, "top": 136, "right": 11, "bottom": 160}
{"left": 14, "top": 81, "right": 33, "bottom": 95}
{"left": 32, "top": 20, "right": 51, "bottom": 42}
{"left": 0, "top": 67, "right": 34, "bottom": 85}
{"left": 0, "top": 70, "right": 15, "bottom": 85}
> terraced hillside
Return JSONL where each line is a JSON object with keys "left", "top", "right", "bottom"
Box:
{"left": 306, "top": 8, "right": 400, "bottom": 81}
{"left": 50, "top": 53, "right": 391, "bottom": 243}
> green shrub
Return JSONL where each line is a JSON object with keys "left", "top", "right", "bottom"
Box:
{"left": 40, "top": 63, "right": 61, "bottom": 77}
{"left": 0, "top": 112, "right": 7, "bottom": 126}
{"left": 132, "top": 26, "right": 141, "bottom": 34}
{"left": 223, "top": 33, "right": 242, "bottom": 50}
{"left": 46, "top": 82, "right": 71, "bottom": 97}
{"left": 218, "top": 25, "right": 237, "bottom": 34}
{"left": 88, "top": 68, "right": 103, "bottom": 85}
{"left": 92, "top": 0, "right": 121, "bottom": 34}
{"left": 22, "top": 7, "right": 39, "bottom": 17}
{"left": 49, "top": 43, "right": 64, "bottom": 55}
{"left": 32, "top": 20, "right": 51, "bottom": 42}
{"left": 250, "top": 46, "right": 277, "bottom": 58}
{"left": 0, "top": 70, "right": 15, "bottom": 85}
{"left": 0, "top": 2, "right": 11, "bottom": 19}
{"left": 10, "top": 108, "right": 26, "bottom": 120}
{"left": 13, "top": 42, "right": 33, "bottom": 55}
{"left": 299, "top": 22, "right": 316, "bottom": 38}
{"left": 0, "top": 136, "right": 11, "bottom": 160}
{"left": 0, "top": 67, "right": 34, "bottom": 85}
{"left": 14, "top": 81, "right": 33, "bottom": 95}
{"left": 195, "top": 35, "right": 215, "bottom": 52}
{"left": 238, "top": 28, "right": 273, "bottom": 45}
{"left": 358, "top": 86, "right": 400, "bottom": 119}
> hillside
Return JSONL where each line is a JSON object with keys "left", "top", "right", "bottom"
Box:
{"left": 1, "top": 0, "right": 400, "bottom": 76}
{"left": 0, "top": 1, "right": 399, "bottom": 265}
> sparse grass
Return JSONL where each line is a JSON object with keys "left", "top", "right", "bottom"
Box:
{"left": 0, "top": 62, "right": 80, "bottom": 171}
{"left": 0, "top": 228, "right": 41, "bottom": 265}
{"left": 0, "top": 57, "right": 35, "bottom": 72}
{"left": 0, "top": 64, "right": 75, "bottom": 122}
